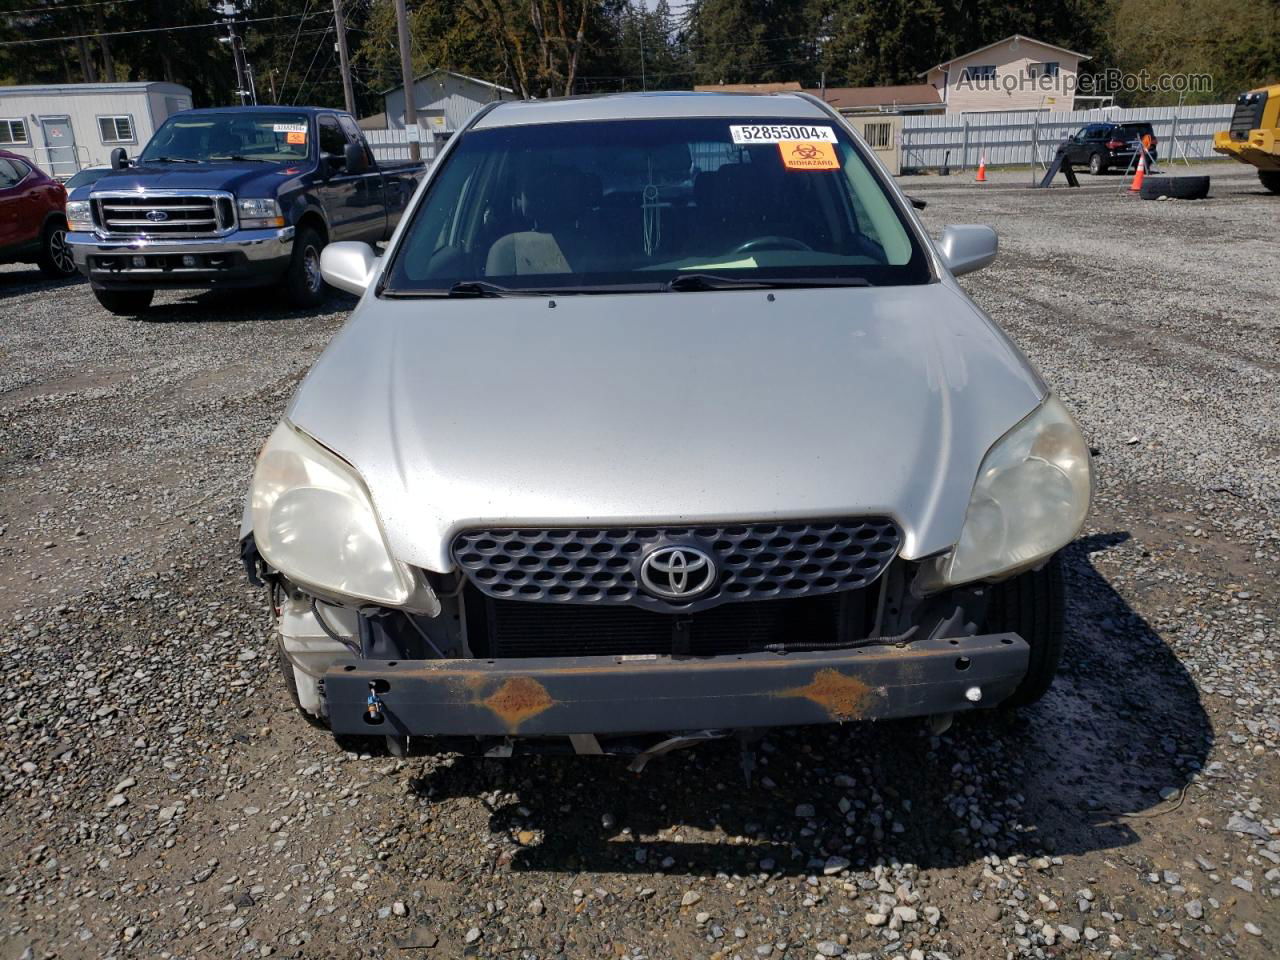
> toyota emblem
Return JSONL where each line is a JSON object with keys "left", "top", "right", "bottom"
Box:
{"left": 145, "top": 210, "right": 169, "bottom": 222}
{"left": 639, "top": 545, "right": 717, "bottom": 601}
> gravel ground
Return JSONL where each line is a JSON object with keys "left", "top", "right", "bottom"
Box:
{"left": 2, "top": 162, "right": 1278, "bottom": 960}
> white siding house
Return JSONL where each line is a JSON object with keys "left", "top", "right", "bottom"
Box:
{"left": 921, "top": 36, "right": 1089, "bottom": 114}
{"left": 0, "top": 81, "right": 192, "bottom": 178}
{"left": 381, "top": 69, "right": 515, "bottom": 138}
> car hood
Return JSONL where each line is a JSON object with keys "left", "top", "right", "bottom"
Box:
{"left": 287, "top": 283, "right": 1045, "bottom": 572}
{"left": 85, "top": 162, "right": 300, "bottom": 197}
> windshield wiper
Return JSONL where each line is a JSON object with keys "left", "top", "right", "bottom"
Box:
{"left": 146, "top": 156, "right": 200, "bottom": 164}
{"left": 211, "top": 155, "right": 274, "bottom": 163}
{"left": 382, "top": 281, "right": 531, "bottom": 298}
{"left": 666, "top": 273, "right": 873, "bottom": 291}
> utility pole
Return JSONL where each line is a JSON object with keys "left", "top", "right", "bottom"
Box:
{"left": 332, "top": 0, "right": 356, "bottom": 115}
{"left": 393, "top": 0, "right": 419, "bottom": 160}
{"left": 224, "top": 19, "right": 249, "bottom": 105}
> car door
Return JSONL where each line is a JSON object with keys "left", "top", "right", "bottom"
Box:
{"left": 336, "top": 114, "right": 388, "bottom": 242}
{"left": 1066, "top": 127, "right": 1090, "bottom": 164}
{"left": 0, "top": 157, "right": 36, "bottom": 253}
{"left": 315, "top": 114, "right": 382, "bottom": 242}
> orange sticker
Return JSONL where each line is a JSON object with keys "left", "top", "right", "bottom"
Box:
{"left": 779, "top": 140, "right": 838, "bottom": 171}
{"left": 286, "top": 130, "right": 306, "bottom": 144}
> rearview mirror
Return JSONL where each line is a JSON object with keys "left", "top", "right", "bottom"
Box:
{"left": 343, "top": 142, "right": 369, "bottom": 174}
{"left": 320, "top": 241, "right": 378, "bottom": 296}
{"left": 938, "top": 224, "right": 998, "bottom": 276}
{"left": 110, "top": 147, "right": 129, "bottom": 170}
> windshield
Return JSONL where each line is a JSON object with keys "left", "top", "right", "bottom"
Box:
{"left": 383, "top": 116, "right": 929, "bottom": 294}
{"left": 139, "top": 112, "right": 311, "bottom": 164}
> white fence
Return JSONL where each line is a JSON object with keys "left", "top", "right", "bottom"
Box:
{"left": 900, "top": 104, "right": 1234, "bottom": 172}
{"left": 362, "top": 102, "right": 1236, "bottom": 174}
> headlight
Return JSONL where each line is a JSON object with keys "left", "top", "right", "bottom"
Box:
{"left": 66, "top": 199, "right": 93, "bottom": 232}
{"left": 917, "top": 395, "right": 1093, "bottom": 591}
{"left": 238, "top": 198, "right": 284, "bottom": 229}
{"left": 250, "top": 421, "right": 411, "bottom": 605}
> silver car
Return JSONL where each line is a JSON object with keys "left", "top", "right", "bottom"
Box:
{"left": 240, "top": 92, "right": 1093, "bottom": 760}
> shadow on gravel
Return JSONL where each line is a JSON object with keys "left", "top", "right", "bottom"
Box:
{"left": 127, "top": 288, "right": 357, "bottom": 323}
{"left": 402, "top": 531, "right": 1211, "bottom": 877}
{"left": 0, "top": 269, "right": 84, "bottom": 298}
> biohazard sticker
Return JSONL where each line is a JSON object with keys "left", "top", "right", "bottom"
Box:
{"left": 729, "top": 124, "right": 837, "bottom": 144}
{"left": 285, "top": 131, "right": 306, "bottom": 144}
{"left": 779, "top": 140, "right": 839, "bottom": 170}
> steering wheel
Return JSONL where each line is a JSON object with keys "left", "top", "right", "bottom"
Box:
{"left": 731, "top": 235, "right": 813, "bottom": 255}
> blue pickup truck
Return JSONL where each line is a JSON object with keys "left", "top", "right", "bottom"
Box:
{"left": 65, "top": 106, "right": 424, "bottom": 315}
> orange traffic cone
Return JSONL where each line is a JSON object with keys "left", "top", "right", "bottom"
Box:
{"left": 1129, "top": 152, "right": 1147, "bottom": 193}
{"left": 975, "top": 154, "right": 987, "bottom": 183}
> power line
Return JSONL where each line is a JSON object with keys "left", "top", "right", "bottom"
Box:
{"left": 278, "top": 0, "right": 318, "bottom": 99}
{"left": 291, "top": 15, "right": 334, "bottom": 105}
{"left": 0, "top": 10, "right": 312, "bottom": 46}
{"left": 2, "top": 0, "right": 146, "bottom": 16}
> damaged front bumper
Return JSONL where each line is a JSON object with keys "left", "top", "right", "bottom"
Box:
{"left": 323, "top": 632, "right": 1029, "bottom": 737}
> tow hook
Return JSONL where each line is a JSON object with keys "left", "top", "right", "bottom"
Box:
{"left": 365, "top": 681, "right": 384, "bottom": 723}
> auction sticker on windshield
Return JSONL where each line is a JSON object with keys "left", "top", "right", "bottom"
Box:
{"left": 779, "top": 141, "right": 839, "bottom": 170}
{"left": 729, "top": 124, "right": 837, "bottom": 144}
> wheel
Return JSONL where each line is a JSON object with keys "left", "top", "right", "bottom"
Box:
{"left": 284, "top": 225, "right": 326, "bottom": 307}
{"left": 1139, "top": 175, "right": 1211, "bottom": 201}
{"left": 1259, "top": 170, "right": 1280, "bottom": 195}
{"left": 92, "top": 287, "right": 153, "bottom": 316}
{"left": 1087, "top": 152, "right": 1105, "bottom": 176}
{"left": 983, "top": 553, "right": 1064, "bottom": 708}
{"left": 37, "top": 221, "right": 76, "bottom": 278}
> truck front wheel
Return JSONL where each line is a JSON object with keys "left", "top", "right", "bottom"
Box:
{"left": 983, "top": 553, "right": 1065, "bottom": 708}
{"left": 93, "top": 287, "right": 154, "bottom": 316}
{"left": 1259, "top": 171, "right": 1280, "bottom": 195}
{"left": 284, "top": 226, "right": 326, "bottom": 308}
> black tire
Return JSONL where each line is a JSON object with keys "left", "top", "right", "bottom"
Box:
{"left": 1139, "top": 175, "right": 1211, "bottom": 201}
{"left": 1088, "top": 152, "right": 1105, "bottom": 175}
{"left": 1259, "top": 170, "right": 1280, "bottom": 195}
{"left": 92, "top": 287, "right": 154, "bottom": 316}
{"left": 284, "top": 225, "right": 326, "bottom": 308}
{"left": 983, "top": 553, "right": 1065, "bottom": 708}
{"left": 37, "top": 220, "right": 76, "bottom": 278}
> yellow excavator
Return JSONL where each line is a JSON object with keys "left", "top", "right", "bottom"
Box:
{"left": 1214, "top": 84, "right": 1280, "bottom": 194}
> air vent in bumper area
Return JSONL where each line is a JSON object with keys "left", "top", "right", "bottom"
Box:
{"left": 92, "top": 193, "right": 235, "bottom": 238}
{"left": 451, "top": 519, "right": 902, "bottom": 613}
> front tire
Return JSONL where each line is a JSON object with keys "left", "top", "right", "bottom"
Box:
{"left": 1088, "top": 152, "right": 1105, "bottom": 176}
{"left": 284, "top": 225, "right": 326, "bottom": 308}
{"left": 93, "top": 287, "right": 154, "bottom": 316}
{"left": 37, "top": 221, "right": 76, "bottom": 278}
{"left": 984, "top": 554, "right": 1065, "bottom": 708}
{"left": 1259, "top": 170, "right": 1280, "bottom": 195}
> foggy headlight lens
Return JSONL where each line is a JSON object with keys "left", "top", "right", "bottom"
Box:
{"left": 238, "top": 198, "right": 284, "bottom": 228}
{"left": 919, "top": 395, "right": 1093, "bottom": 590}
{"left": 66, "top": 200, "right": 93, "bottom": 231}
{"left": 249, "top": 421, "right": 410, "bottom": 605}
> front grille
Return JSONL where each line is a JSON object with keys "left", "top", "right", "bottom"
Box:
{"left": 452, "top": 519, "right": 901, "bottom": 614}
{"left": 1229, "top": 91, "right": 1267, "bottom": 140}
{"left": 471, "top": 589, "right": 872, "bottom": 659}
{"left": 92, "top": 193, "right": 235, "bottom": 238}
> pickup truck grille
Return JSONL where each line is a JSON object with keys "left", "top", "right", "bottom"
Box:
{"left": 92, "top": 193, "right": 235, "bottom": 238}
{"left": 452, "top": 518, "right": 901, "bottom": 614}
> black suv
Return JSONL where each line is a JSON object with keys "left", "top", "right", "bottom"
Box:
{"left": 1065, "top": 121, "right": 1158, "bottom": 174}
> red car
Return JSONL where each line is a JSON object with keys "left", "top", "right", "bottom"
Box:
{"left": 0, "top": 149, "right": 76, "bottom": 278}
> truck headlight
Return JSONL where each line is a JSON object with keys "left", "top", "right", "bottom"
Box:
{"left": 66, "top": 199, "right": 93, "bottom": 232}
{"left": 917, "top": 395, "right": 1093, "bottom": 591}
{"left": 250, "top": 421, "right": 411, "bottom": 606}
{"left": 238, "top": 198, "right": 284, "bottom": 229}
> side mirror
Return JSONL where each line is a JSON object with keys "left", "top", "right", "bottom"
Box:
{"left": 110, "top": 147, "right": 129, "bottom": 170}
{"left": 320, "top": 241, "right": 377, "bottom": 296}
{"left": 343, "top": 142, "right": 369, "bottom": 174}
{"left": 938, "top": 224, "right": 998, "bottom": 276}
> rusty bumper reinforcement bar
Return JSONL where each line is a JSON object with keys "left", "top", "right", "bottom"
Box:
{"left": 323, "top": 632, "right": 1029, "bottom": 737}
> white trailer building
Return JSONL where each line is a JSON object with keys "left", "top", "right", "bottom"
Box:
{"left": 0, "top": 81, "right": 193, "bottom": 179}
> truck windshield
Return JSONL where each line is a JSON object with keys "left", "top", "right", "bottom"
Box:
{"left": 383, "top": 116, "right": 930, "bottom": 294}
{"left": 139, "top": 112, "right": 311, "bottom": 164}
